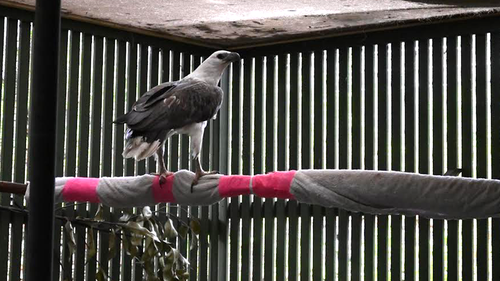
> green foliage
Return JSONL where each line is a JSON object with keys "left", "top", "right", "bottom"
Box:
{"left": 63, "top": 205, "right": 198, "bottom": 281}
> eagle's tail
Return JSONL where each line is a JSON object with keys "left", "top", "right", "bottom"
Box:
{"left": 122, "top": 130, "right": 168, "bottom": 161}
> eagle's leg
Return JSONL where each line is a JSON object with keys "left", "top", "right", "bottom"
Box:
{"left": 191, "top": 155, "right": 218, "bottom": 192}
{"left": 154, "top": 145, "right": 173, "bottom": 185}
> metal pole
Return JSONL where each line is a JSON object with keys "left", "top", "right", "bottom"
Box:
{"left": 25, "top": 0, "right": 61, "bottom": 280}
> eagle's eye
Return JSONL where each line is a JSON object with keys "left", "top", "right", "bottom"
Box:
{"left": 217, "top": 53, "right": 227, "bottom": 60}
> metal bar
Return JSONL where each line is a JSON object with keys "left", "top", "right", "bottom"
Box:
{"left": 264, "top": 54, "right": 276, "bottom": 281}
{"left": 229, "top": 59, "right": 241, "bottom": 281}
{"left": 391, "top": 42, "right": 402, "bottom": 281}
{"left": 377, "top": 43, "right": 389, "bottom": 281}
{"left": 10, "top": 19, "right": 29, "bottom": 281}
{"left": 432, "top": 38, "right": 444, "bottom": 281}
{"left": 475, "top": 33, "right": 488, "bottom": 281}
{"left": 351, "top": 46, "right": 362, "bottom": 281}
{"left": 418, "top": 38, "right": 430, "bottom": 281}
{"left": 446, "top": 35, "right": 459, "bottom": 281}
{"left": 179, "top": 53, "right": 190, "bottom": 171}
{"left": 136, "top": 43, "right": 148, "bottom": 174}
{"left": 338, "top": 47, "right": 349, "bottom": 281}
{"left": 54, "top": 31, "right": 68, "bottom": 281}
{"left": 461, "top": 34, "right": 474, "bottom": 281}
{"left": 276, "top": 53, "right": 287, "bottom": 281}
{"left": 363, "top": 44, "right": 376, "bottom": 281}
{"left": 74, "top": 33, "right": 92, "bottom": 281}
{"left": 312, "top": 50, "right": 324, "bottom": 281}
{"left": 288, "top": 53, "right": 299, "bottom": 281}
{"left": 241, "top": 58, "right": 252, "bottom": 281}
{"left": 189, "top": 55, "right": 202, "bottom": 281}
{"left": 403, "top": 40, "right": 416, "bottom": 281}
{"left": 125, "top": 42, "right": 137, "bottom": 177}
{"left": 25, "top": 0, "right": 61, "bottom": 279}
{"left": 491, "top": 31, "right": 500, "bottom": 281}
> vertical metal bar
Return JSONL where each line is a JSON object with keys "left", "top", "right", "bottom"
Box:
{"left": 125, "top": 42, "right": 137, "bottom": 177}
{"left": 491, "top": 32, "right": 500, "bottom": 281}
{"left": 377, "top": 43, "right": 389, "bottom": 281}
{"left": 241, "top": 57, "right": 253, "bottom": 281}
{"left": 74, "top": 33, "right": 92, "bottom": 281}
{"left": 312, "top": 51, "right": 324, "bottom": 281}
{"left": 179, "top": 53, "right": 190, "bottom": 171}
{"left": 63, "top": 30, "right": 80, "bottom": 281}
{"left": 446, "top": 35, "right": 459, "bottom": 281}
{"left": 475, "top": 33, "right": 488, "bottom": 281}
{"left": 432, "top": 38, "right": 444, "bottom": 281}
{"left": 351, "top": 46, "right": 362, "bottom": 281}
{"left": 53, "top": 28, "right": 68, "bottom": 281}
{"left": 276, "top": 53, "right": 287, "bottom": 281}
{"left": 229, "top": 60, "right": 241, "bottom": 281}
{"left": 189, "top": 54, "right": 202, "bottom": 281}
{"left": 25, "top": 0, "right": 61, "bottom": 279}
{"left": 391, "top": 41, "right": 403, "bottom": 281}
{"left": 418, "top": 39, "right": 430, "bottom": 281}
{"left": 404, "top": 40, "right": 417, "bottom": 281}
{"left": 461, "top": 34, "right": 474, "bottom": 281}
{"left": 300, "top": 52, "right": 312, "bottom": 281}
{"left": 364, "top": 44, "right": 376, "bottom": 281}
{"left": 338, "top": 47, "right": 349, "bottom": 281}
{"left": 136, "top": 44, "right": 148, "bottom": 175}
{"left": 288, "top": 53, "right": 299, "bottom": 281}
{"left": 265, "top": 54, "right": 276, "bottom": 281}
{"left": 102, "top": 38, "right": 116, "bottom": 280}
{"left": 10, "top": 20, "right": 30, "bottom": 281}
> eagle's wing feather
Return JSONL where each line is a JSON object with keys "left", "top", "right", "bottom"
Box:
{"left": 114, "top": 79, "right": 223, "bottom": 139}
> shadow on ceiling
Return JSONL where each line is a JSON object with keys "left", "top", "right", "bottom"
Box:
{"left": 403, "top": 0, "right": 500, "bottom": 7}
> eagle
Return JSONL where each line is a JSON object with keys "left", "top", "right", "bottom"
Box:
{"left": 114, "top": 50, "right": 240, "bottom": 190}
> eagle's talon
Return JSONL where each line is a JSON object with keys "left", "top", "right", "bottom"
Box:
{"left": 191, "top": 170, "right": 218, "bottom": 193}
{"left": 151, "top": 171, "right": 174, "bottom": 187}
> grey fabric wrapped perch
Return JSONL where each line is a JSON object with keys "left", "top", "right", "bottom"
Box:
{"left": 24, "top": 169, "right": 500, "bottom": 219}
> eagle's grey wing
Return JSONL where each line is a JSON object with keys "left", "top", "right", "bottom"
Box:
{"left": 115, "top": 79, "right": 223, "bottom": 135}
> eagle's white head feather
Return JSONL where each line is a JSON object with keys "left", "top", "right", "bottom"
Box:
{"left": 185, "top": 50, "right": 240, "bottom": 85}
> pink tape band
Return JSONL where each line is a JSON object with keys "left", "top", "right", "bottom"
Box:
{"left": 219, "top": 175, "right": 252, "bottom": 198}
{"left": 252, "top": 171, "right": 296, "bottom": 199}
{"left": 62, "top": 178, "right": 100, "bottom": 203}
{"left": 152, "top": 175, "right": 176, "bottom": 203}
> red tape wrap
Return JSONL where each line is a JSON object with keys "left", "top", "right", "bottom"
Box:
{"left": 252, "top": 171, "right": 296, "bottom": 199}
{"left": 152, "top": 175, "right": 176, "bottom": 203}
{"left": 62, "top": 178, "right": 100, "bottom": 203}
{"left": 219, "top": 175, "right": 252, "bottom": 197}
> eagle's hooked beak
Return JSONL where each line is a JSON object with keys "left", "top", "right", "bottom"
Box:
{"left": 225, "top": 52, "right": 240, "bottom": 62}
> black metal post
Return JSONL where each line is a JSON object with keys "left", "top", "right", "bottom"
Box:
{"left": 25, "top": 0, "right": 61, "bottom": 280}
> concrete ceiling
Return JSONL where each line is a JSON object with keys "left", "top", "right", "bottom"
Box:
{"left": 1, "top": 0, "right": 500, "bottom": 48}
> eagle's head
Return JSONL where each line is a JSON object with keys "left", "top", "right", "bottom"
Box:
{"left": 186, "top": 50, "right": 240, "bottom": 85}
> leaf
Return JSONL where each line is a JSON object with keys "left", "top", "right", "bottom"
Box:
{"left": 96, "top": 267, "right": 107, "bottom": 281}
{"left": 86, "top": 228, "right": 96, "bottom": 262}
{"left": 164, "top": 219, "right": 178, "bottom": 239}
{"left": 64, "top": 221, "right": 76, "bottom": 257}
{"left": 125, "top": 221, "right": 156, "bottom": 239}
{"left": 94, "top": 204, "right": 104, "bottom": 222}
{"left": 123, "top": 231, "right": 138, "bottom": 257}
{"left": 190, "top": 231, "right": 198, "bottom": 251}
{"left": 108, "top": 229, "right": 117, "bottom": 261}
{"left": 142, "top": 206, "right": 152, "bottom": 220}
{"left": 178, "top": 224, "right": 189, "bottom": 240}
{"left": 119, "top": 213, "right": 132, "bottom": 222}
{"left": 189, "top": 219, "right": 201, "bottom": 235}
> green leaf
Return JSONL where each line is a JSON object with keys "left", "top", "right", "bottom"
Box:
{"left": 86, "top": 228, "right": 96, "bottom": 262}
{"left": 125, "top": 221, "right": 157, "bottom": 241}
{"left": 94, "top": 204, "right": 104, "bottom": 222}
{"left": 164, "top": 219, "right": 178, "bottom": 239}
{"left": 123, "top": 231, "right": 138, "bottom": 257}
{"left": 119, "top": 213, "right": 132, "bottom": 222}
{"left": 189, "top": 219, "right": 201, "bottom": 235}
{"left": 178, "top": 224, "right": 189, "bottom": 240}
{"left": 190, "top": 231, "right": 198, "bottom": 251}
{"left": 64, "top": 221, "right": 76, "bottom": 257}
{"left": 96, "top": 267, "right": 107, "bottom": 281}
{"left": 107, "top": 229, "right": 117, "bottom": 261}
